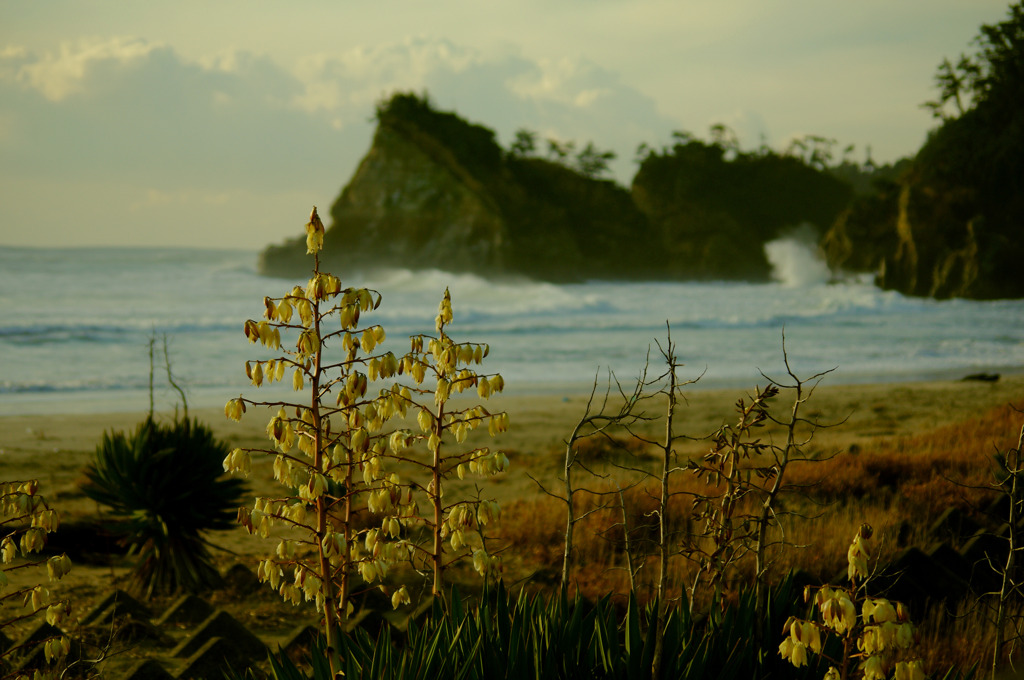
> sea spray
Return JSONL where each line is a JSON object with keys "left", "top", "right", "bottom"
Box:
{"left": 764, "top": 224, "right": 831, "bottom": 287}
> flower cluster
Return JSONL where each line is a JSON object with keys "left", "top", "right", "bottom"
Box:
{"left": 780, "top": 524, "right": 923, "bottom": 680}
{"left": 1, "top": 480, "right": 73, "bottom": 671}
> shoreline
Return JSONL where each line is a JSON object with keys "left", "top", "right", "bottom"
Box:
{"left": 3, "top": 364, "right": 1021, "bottom": 418}
{"left": 4, "top": 373, "right": 1023, "bottom": 474}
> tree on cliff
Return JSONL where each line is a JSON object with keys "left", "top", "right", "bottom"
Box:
{"left": 574, "top": 142, "right": 617, "bottom": 178}
{"left": 913, "top": 0, "right": 1024, "bottom": 294}
{"left": 509, "top": 128, "right": 538, "bottom": 157}
{"left": 917, "top": 1, "right": 1023, "bottom": 181}
{"left": 821, "top": 2, "right": 1024, "bottom": 299}
{"left": 923, "top": 2, "right": 1023, "bottom": 122}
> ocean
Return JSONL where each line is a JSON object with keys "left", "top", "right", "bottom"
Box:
{"left": 2, "top": 242, "right": 1022, "bottom": 416}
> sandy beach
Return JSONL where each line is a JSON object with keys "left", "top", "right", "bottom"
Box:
{"left": 4, "top": 372, "right": 1023, "bottom": 534}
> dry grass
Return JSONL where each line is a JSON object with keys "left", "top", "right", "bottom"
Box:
{"left": 492, "top": 399, "right": 1024, "bottom": 669}
{"left": 787, "top": 402, "right": 1024, "bottom": 522}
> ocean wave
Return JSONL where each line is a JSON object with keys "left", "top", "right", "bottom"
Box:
{"left": 0, "top": 319, "right": 244, "bottom": 345}
{"left": 0, "top": 376, "right": 146, "bottom": 394}
{"left": 2, "top": 246, "right": 1020, "bottom": 416}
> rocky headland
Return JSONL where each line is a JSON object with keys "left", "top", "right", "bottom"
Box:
{"left": 261, "top": 58, "right": 1022, "bottom": 300}
{"left": 258, "top": 93, "right": 852, "bottom": 286}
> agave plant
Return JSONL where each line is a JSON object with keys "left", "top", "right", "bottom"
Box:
{"left": 81, "top": 417, "right": 248, "bottom": 597}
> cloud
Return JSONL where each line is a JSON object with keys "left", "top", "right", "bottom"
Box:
{"left": 0, "top": 35, "right": 680, "bottom": 247}
{"left": 288, "top": 39, "right": 676, "bottom": 179}
{"left": 15, "top": 37, "right": 162, "bottom": 101}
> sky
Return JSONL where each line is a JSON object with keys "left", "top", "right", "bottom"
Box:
{"left": 0, "top": 1, "right": 1013, "bottom": 250}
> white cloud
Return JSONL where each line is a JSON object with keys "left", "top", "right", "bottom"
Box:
{"left": 0, "top": 38, "right": 350, "bottom": 191}
{"left": 15, "top": 37, "right": 164, "bottom": 101}
{"left": 0, "top": 35, "right": 680, "bottom": 247}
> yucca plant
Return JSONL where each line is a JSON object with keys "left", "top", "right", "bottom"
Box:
{"left": 81, "top": 416, "right": 248, "bottom": 597}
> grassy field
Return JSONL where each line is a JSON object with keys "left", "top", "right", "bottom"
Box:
{"left": 2, "top": 373, "right": 1023, "bottom": 674}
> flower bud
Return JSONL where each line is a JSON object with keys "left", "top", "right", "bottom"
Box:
{"left": 305, "top": 206, "right": 325, "bottom": 254}
{"left": 244, "top": 319, "right": 260, "bottom": 343}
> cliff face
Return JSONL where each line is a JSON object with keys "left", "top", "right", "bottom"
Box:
{"left": 259, "top": 123, "right": 510, "bottom": 278}
{"left": 824, "top": 178, "right": 1021, "bottom": 300}
{"left": 328, "top": 123, "right": 510, "bottom": 275}
{"left": 821, "top": 112, "right": 1024, "bottom": 300}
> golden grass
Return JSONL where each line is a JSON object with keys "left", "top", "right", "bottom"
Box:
{"left": 491, "top": 399, "right": 1024, "bottom": 669}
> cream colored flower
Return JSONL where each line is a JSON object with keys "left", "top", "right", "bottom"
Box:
{"left": 861, "top": 655, "right": 885, "bottom": 680}
{"left": 472, "top": 549, "right": 491, "bottom": 576}
{"left": 790, "top": 641, "right": 808, "bottom": 667}
{"left": 391, "top": 586, "right": 411, "bottom": 610}
{"left": 899, "top": 660, "right": 925, "bottom": 680}
{"left": 224, "top": 397, "right": 245, "bottom": 421}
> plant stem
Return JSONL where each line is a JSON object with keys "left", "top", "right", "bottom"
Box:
{"left": 561, "top": 420, "right": 581, "bottom": 592}
{"left": 431, "top": 398, "right": 446, "bottom": 598}
{"left": 652, "top": 334, "right": 677, "bottom": 680}
{"left": 993, "top": 423, "right": 1024, "bottom": 678}
{"left": 310, "top": 264, "right": 340, "bottom": 679}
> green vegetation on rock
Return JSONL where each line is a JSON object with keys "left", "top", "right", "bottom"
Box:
{"left": 258, "top": 93, "right": 848, "bottom": 284}
{"left": 821, "top": 1, "right": 1024, "bottom": 299}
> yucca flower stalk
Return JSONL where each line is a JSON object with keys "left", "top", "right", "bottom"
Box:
{"left": 389, "top": 288, "right": 509, "bottom": 597}
{"left": 226, "top": 207, "right": 416, "bottom": 674}
{"left": 225, "top": 207, "right": 507, "bottom": 672}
